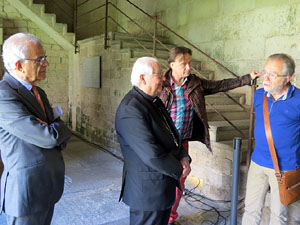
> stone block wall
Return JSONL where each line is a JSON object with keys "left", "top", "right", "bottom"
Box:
{"left": 188, "top": 141, "right": 247, "bottom": 200}
{"left": 0, "top": 0, "right": 70, "bottom": 121}
{"left": 69, "top": 35, "right": 133, "bottom": 157}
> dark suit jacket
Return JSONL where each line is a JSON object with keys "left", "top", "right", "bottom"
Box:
{"left": 115, "top": 86, "right": 189, "bottom": 211}
{"left": 0, "top": 73, "right": 72, "bottom": 217}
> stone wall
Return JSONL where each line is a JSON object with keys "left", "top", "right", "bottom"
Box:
{"left": 69, "top": 35, "right": 132, "bottom": 157}
{"left": 0, "top": 0, "right": 70, "bottom": 121}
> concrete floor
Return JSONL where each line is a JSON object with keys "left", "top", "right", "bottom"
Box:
{"left": 0, "top": 136, "right": 243, "bottom": 225}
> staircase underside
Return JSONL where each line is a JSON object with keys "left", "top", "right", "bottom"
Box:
{"left": 9, "top": 0, "right": 75, "bottom": 51}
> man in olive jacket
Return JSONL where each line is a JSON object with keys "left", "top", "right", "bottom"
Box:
{"left": 159, "top": 46, "right": 260, "bottom": 225}
{"left": 115, "top": 57, "right": 191, "bottom": 225}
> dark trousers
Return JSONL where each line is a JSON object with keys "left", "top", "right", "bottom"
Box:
{"left": 5, "top": 205, "right": 54, "bottom": 225}
{"left": 130, "top": 208, "right": 171, "bottom": 225}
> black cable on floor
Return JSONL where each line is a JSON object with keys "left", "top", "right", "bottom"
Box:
{"left": 182, "top": 178, "right": 245, "bottom": 225}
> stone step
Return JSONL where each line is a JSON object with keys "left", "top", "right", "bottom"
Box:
{"left": 205, "top": 92, "right": 246, "bottom": 105}
{"left": 41, "top": 12, "right": 56, "bottom": 27}
{"left": 111, "top": 31, "right": 171, "bottom": 44}
{"left": 209, "top": 119, "right": 249, "bottom": 142}
{"left": 120, "top": 48, "right": 169, "bottom": 59}
{"left": 10, "top": 0, "right": 75, "bottom": 51}
{"left": 31, "top": 3, "right": 44, "bottom": 17}
{"left": 131, "top": 48, "right": 169, "bottom": 59}
{"left": 54, "top": 23, "right": 67, "bottom": 35}
{"left": 207, "top": 104, "right": 250, "bottom": 121}
{"left": 20, "top": 0, "right": 33, "bottom": 7}
{"left": 112, "top": 39, "right": 176, "bottom": 51}
{"left": 64, "top": 32, "right": 76, "bottom": 45}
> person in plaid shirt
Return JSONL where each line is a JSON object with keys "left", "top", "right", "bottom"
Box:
{"left": 159, "top": 46, "right": 260, "bottom": 225}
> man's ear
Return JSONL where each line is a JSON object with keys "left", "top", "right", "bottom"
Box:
{"left": 170, "top": 62, "right": 174, "bottom": 69}
{"left": 285, "top": 75, "right": 292, "bottom": 85}
{"left": 140, "top": 74, "right": 146, "bottom": 85}
{"left": 15, "top": 60, "right": 23, "bottom": 72}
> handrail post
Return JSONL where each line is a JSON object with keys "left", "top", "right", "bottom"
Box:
{"left": 152, "top": 15, "right": 157, "bottom": 57}
{"left": 246, "top": 79, "right": 257, "bottom": 171}
{"left": 104, "top": 0, "right": 109, "bottom": 49}
{"left": 74, "top": 0, "right": 79, "bottom": 53}
{"left": 231, "top": 137, "right": 242, "bottom": 225}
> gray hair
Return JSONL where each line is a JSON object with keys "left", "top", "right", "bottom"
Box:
{"left": 131, "top": 57, "right": 158, "bottom": 86}
{"left": 2, "top": 33, "right": 42, "bottom": 72}
{"left": 268, "top": 53, "right": 295, "bottom": 76}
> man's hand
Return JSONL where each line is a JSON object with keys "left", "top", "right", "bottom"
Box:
{"left": 36, "top": 118, "right": 48, "bottom": 126}
{"left": 250, "top": 70, "right": 260, "bottom": 80}
{"left": 180, "top": 157, "right": 191, "bottom": 177}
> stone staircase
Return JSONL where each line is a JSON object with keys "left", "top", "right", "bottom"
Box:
{"left": 9, "top": 0, "right": 75, "bottom": 51}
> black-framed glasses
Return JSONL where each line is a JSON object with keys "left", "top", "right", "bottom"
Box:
{"left": 23, "top": 56, "right": 47, "bottom": 66}
{"left": 261, "top": 70, "right": 287, "bottom": 79}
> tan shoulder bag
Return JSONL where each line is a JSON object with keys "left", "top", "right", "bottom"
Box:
{"left": 263, "top": 94, "right": 300, "bottom": 206}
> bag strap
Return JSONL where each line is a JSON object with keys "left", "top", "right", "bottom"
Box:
{"left": 263, "top": 95, "right": 282, "bottom": 181}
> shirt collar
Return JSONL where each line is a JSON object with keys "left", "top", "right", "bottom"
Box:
{"left": 170, "top": 73, "right": 188, "bottom": 87}
{"left": 8, "top": 72, "right": 33, "bottom": 91}
{"left": 265, "top": 83, "right": 294, "bottom": 101}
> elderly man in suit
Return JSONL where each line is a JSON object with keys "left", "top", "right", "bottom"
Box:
{"left": 115, "top": 57, "right": 191, "bottom": 225}
{"left": 0, "top": 33, "right": 72, "bottom": 225}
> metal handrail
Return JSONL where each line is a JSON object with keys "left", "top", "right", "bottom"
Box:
{"left": 109, "top": 2, "right": 207, "bottom": 80}
{"left": 62, "top": 0, "right": 74, "bottom": 9}
{"left": 77, "top": 3, "right": 106, "bottom": 18}
{"left": 207, "top": 102, "right": 247, "bottom": 139}
{"left": 104, "top": 0, "right": 108, "bottom": 49}
{"left": 77, "top": 0, "right": 89, "bottom": 7}
{"left": 52, "top": 1, "right": 74, "bottom": 18}
{"left": 74, "top": 0, "right": 78, "bottom": 53}
{"left": 76, "top": 17, "right": 105, "bottom": 30}
{"left": 108, "top": 16, "right": 169, "bottom": 69}
{"left": 125, "top": 0, "right": 239, "bottom": 78}
{"left": 246, "top": 79, "right": 257, "bottom": 170}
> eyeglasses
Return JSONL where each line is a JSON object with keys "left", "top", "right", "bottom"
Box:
{"left": 22, "top": 56, "right": 47, "bottom": 66}
{"left": 261, "top": 70, "right": 287, "bottom": 79}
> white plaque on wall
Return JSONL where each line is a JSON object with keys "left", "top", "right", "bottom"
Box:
{"left": 82, "top": 56, "right": 101, "bottom": 88}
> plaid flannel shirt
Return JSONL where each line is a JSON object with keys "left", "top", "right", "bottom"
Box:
{"left": 169, "top": 76, "right": 194, "bottom": 140}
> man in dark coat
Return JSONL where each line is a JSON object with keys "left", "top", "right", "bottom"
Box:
{"left": 115, "top": 57, "right": 191, "bottom": 225}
